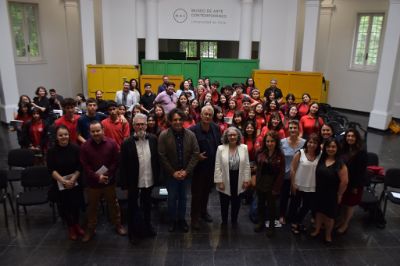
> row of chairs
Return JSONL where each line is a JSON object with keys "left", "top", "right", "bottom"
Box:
{"left": 1, "top": 148, "right": 56, "bottom": 227}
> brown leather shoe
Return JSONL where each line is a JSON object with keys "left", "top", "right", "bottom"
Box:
{"left": 82, "top": 229, "right": 95, "bottom": 243}
{"left": 115, "top": 225, "right": 127, "bottom": 236}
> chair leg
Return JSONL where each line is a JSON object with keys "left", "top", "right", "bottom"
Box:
{"left": 7, "top": 193, "right": 15, "bottom": 214}
{"left": 383, "top": 196, "right": 388, "bottom": 219}
{"left": 16, "top": 202, "right": 20, "bottom": 227}
{"left": 3, "top": 201, "right": 8, "bottom": 227}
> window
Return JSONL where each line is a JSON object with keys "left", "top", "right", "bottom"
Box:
{"left": 179, "top": 41, "right": 218, "bottom": 59}
{"left": 8, "top": 2, "right": 42, "bottom": 62}
{"left": 180, "top": 41, "right": 197, "bottom": 58}
{"left": 351, "top": 13, "right": 384, "bottom": 70}
{"left": 200, "top": 41, "right": 217, "bottom": 58}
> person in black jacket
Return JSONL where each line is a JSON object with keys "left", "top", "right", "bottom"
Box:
{"left": 189, "top": 105, "right": 221, "bottom": 230}
{"left": 337, "top": 128, "right": 367, "bottom": 234}
{"left": 120, "top": 113, "right": 160, "bottom": 245}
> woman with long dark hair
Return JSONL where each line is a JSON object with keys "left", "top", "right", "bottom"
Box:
{"left": 299, "top": 102, "right": 324, "bottom": 140}
{"left": 312, "top": 137, "right": 348, "bottom": 243}
{"left": 254, "top": 131, "right": 285, "bottom": 237}
{"left": 336, "top": 128, "right": 367, "bottom": 234}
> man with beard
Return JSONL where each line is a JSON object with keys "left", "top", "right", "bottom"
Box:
{"left": 120, "top": 113, "right": 159, "bottom": 244}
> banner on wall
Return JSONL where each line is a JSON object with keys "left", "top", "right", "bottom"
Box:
{"left": 158, "top": 0, "right": 241, "bottom": 40}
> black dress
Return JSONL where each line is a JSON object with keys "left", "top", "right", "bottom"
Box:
{"left": 315, "top": 160, "right": 343, "bottom": 219}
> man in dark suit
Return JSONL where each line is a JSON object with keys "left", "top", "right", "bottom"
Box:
{"left": 120, "top": 113, "right": 159, "bottom": 244}
{"left": 189, "top": 106, "right": 221, "bottom": 230}
{"left": 158, "top": 108, "right": 199, "bottom": 233}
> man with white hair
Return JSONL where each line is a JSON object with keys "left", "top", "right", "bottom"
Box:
{"left": 120, "top": 113, "right": 160, "bottom": 244}
{"left": 189, "top": 105, "right": 221, "bottom": 230}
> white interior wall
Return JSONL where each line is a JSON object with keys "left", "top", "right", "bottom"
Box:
{"left": 14, "top": 0, "right": 78, "bottom": 98}
{"left": 315, "top": 0, "right": 388, "bottom": 112}
{"left": 390, "top": 41, "right": 400, "bottom": 119}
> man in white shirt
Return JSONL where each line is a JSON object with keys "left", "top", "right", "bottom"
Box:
{"left": 120, "top": 113, "right": 159, "bottom": 245}
{"left": 115, "top": 81, "right": 137, "bottom": 112}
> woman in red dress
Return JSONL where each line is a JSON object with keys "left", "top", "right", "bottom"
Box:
{"left": 299, "top": 102, "right": 324, "bottom": 140}
{"left": 297, "top": 93, "right": 311, "bottom": 118}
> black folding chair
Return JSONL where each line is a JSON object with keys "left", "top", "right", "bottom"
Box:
{"left": 366, "top": 152, "right": 385, "bottom": 191}
{"left": 0, "top": 170, "right": 15, "bottom": 227}
{"left": 7, "top": 149, "right": 35, "bottom": 191}
{"left": 16, "top": 166, "right": 56, "bottom": 226}
{"left": 382, "top": 168, "right": 400, "bottom": 220}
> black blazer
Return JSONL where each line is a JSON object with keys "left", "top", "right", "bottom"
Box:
{"left": 120, "top": 134, "right": 160, "bottom": 191}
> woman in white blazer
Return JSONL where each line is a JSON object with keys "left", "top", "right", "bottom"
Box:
{"left": 214, "top": 127, "right": 251, "bottom": 226}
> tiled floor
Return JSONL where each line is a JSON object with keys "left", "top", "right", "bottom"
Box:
{"left": 0, "top": 111, "right": 399, "bottom": 266}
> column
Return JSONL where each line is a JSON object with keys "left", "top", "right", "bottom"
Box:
{"left": 259, "top": 0, "right": 300, "bottom": 70}
{"left": 145, "top": 0, "right": 158, "bottom": 60}
{"left": 238, "top": 0, "right": 253, "bottom": 59}
{"left": 368, "top": 0, "right": 400, "bottom": 130}
{"left": 79, "top": 0, "right": 97, "bottom": 97}
{"left": 64, "top": 0, "right": 82, "bottom": 97}
{"left": 0, "top": 0, "right": 20, "bottom": 123}
{"left": 315, "top": 0, "right": 335, "bottom": 72}
{"left": 301, "top": 0, "right": 320, "bottom": 71}
{"left": 101, "top": 0, "right": 138, "bottom": 64}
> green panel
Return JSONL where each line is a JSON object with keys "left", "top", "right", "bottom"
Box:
{"left": 141, "top": 60, "right": 200, "bottom": 82}
{"left": 207, "top": 77, "right": 249, "bottom": 89}
{"left": 200, "top": 59, "right": 259, "bottom": 78}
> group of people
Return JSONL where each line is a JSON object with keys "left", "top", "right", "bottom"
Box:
{"left": 12, "top": 76, "right": 367, "bottom": 245}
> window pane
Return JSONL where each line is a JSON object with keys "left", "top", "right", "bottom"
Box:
{"left": 9, "top": 3, "right": 26, "bottom": 57}
{"left": 367, "top": 15, "right": 383, "bottom": 66}
{"left": 27, "top": 4, "right": 40, "bottom": 57}
{"left": 188, "top": 41, "right": 197, "bottom": 57}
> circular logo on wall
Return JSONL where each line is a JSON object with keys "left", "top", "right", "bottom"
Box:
{"left": 173, "top": 8, "right": 188, "bottom": 23}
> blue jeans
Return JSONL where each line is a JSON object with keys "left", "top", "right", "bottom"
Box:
{"left": 167, "top": 177, "right": 189, "bottom": 221}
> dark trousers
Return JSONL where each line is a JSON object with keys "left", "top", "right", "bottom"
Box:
{"left": 279, "top": 179, "right": 291, "bottom": 218}
{"left": 288, "top": 191, "right": 315, "bottom": 224}
{"left": 128, "top": 186, "right": 153, "bottom": 238}
{"left": 57, "top": 186, "right": 84, "bottom": 226}
{"left": 219, "top": 170, "right": 240, "bottom": 223}
{"left": 167, "top": 178, "right": 189, "bottom": 221}
{"left": 191, "top": 172, "right": 213, "bottom": 223}
{"left": 257, "top": 189, "right": 276, "bottom": 226}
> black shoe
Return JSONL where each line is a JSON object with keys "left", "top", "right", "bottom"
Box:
{"left": 146, "top": 225, "right": 157, "bottom": 237}
{"left": 254, "top": 223, "right": 264, "bottom": 233}
{"left": 168, "top": 221, "right": 176, "bottom": 232}
{"left": 191, "top": 221, "right": 200, "bottom": 231}
{"left": 201, "top": 213, "right": 213, "bottom": 223}
{"left": 129, "top": 236, "right": 140, "bottom": 245}
{"left": 179, "top": 220, "right": 189, "bottom": 233}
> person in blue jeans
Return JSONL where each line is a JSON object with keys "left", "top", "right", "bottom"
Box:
{"left": 158, "top": 108, "right": 200, "bottom": 233}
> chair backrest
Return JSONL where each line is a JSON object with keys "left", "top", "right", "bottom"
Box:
{"left": 0, "top": 169, "right": 7, "bottom": 190}
{"left": 8, "top": 149, "right": 35, "bottom": 168}
{"left": 21, "top": 166, "right": 52, "bottom": 188}
{"left": 384, "top": 168, "right": 400, "bottom": 188}
{"left": 367, "top": 152, "right": 379, "bottom": 166}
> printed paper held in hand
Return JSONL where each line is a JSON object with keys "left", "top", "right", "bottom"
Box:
{"left": 96, "top": 165, "right": 108, "bottom": 175}
{"left": 57, "top": 174, "right": 78, "bottom": 191}
{"left": 391, "top": 192, "right": 400, "bottom": 199}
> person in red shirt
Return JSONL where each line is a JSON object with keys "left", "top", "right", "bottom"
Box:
{"left": 182, "top": 106, "right": 196, "bottom": 129}
{"left": 210, "top": 81, "right": 220, "bottom": 106}
{"left": 232, "top": 84, "right": 245, "bottom": 110}
{"left": 101, "top": 101, "right": 130, "bottom": 151}
{"left": 190, "top": 99, "right": 201, "bottom": 123}
{"left": 297, "top": 93, "right": 311, "bottom": 118}
{"left": 21, "top": 107, "right": 47, "bottom": 153}
{"left": 154, "top": 104, "right": 168, "bottom": 131}
{"left": 245, "top": 77, "right": 256, "bottom": 95}
{"left": 214, "top": 106, "right": 228, "bottom": 135}
{"left": 225, "top": 99, "right": 237, "bottom": 124}
{"left": 54, "top": 98, "right": 80, "bottom": 144}
{"left": 250, "top": 89, "right": 263, "bottom": 105}
{"left": 280, "top": 93, "right": 296, "bottom": 115}
{"left": 258, "top": 113, "right": 286, "bottom": 148}
{"left": 299, "top": 102, "right": 324, "bottom": 140}
{"left": 243, "top": 121, "right": 257, "bottom": 162}
{"left": 265, "top": 99, "right": 284, "bottom": 124}
{"left": 218, "top": 95, "right": 229, "bottom": 115}
{"left": 254, "top": 103, "right": 266, "bottom": 136}
{"left": 283, "top": 104, "right": 300, "bottom": 137}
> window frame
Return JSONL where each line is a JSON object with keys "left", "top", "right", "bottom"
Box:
{"left": 179, "top": 40, "right": 218, "bottom": 59}
{"left": 8, "top": 1, "right": 44, "bottom": 64}
{"left": 349, "top": 12, "right": 385, "bottom": 72}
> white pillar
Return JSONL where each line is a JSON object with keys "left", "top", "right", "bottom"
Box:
{"left": 315, "top": 0, "right": 335, "bottom": 72}
{"left": 368, "top": 0, "right": 400, "bottom": 130}
{"left": 0, "top": 0, "right": 20, "bottom": 123}
{"left": 64, "top": 0, "right": 82, "bottom": 97}
{"left": 145, "top": 0, "right": 158, "bottom": 60}
{"left": 101, "top": 0, "right": 138, "bottom": 64}
{"left": 79, "top": 0, "right": 97, "bottom": 97}
{"left": 238, "top": 0, "right": 253, "bottom": 59}
{"left": 259, "top": 0, "right": 300, "bottom": 70}
{"left": 301, "top": 0, "right": 320, "bottom": 71}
